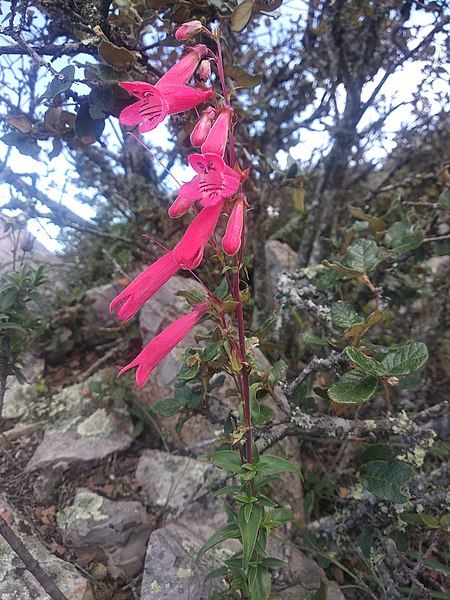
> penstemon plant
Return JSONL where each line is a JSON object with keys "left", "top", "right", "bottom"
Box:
{"left": 110, "top": 20, "right": 299, "bottom": 600}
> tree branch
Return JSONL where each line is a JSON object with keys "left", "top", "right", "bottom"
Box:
{"left": 0, "top": 510, "right": 68, "bottom": 600}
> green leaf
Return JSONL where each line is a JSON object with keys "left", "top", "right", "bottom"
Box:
{"left": 257, "top": 455, "right": 300, "bottom": 476}
{"left": 202, "top": 340, "right": 224, "bottom": 362}
{"left": 268, "top": 359, "right": 287, "bottom": 386}
{"left": 360, "top": 459, "right": 415, "bottom": 503}
{"left": 177, "top": 361, "right": 200, "bottom": 381}
{"left": 384, "top": 221, "right": 424, "bottom": 253}
{"left": 270, "top": 507, "right": 293, "bottom": 526}
{"left": 238, "top": 504, "right": 263, "bottom": 569}
{"left": 438, "top": 188, "right": 450, "bottom": 210}
{"left": 204, "top": 566, "right": 229, "bottom": 582}
{"left": 301, "top": 332, "right": 326, "bottom": 347}
{"left": 381, "top": 342, "right": 428, "bottom": 376}
{"left": 209, "top": 450, "right": 242, "bottom": 473}
{"left": 197, "top": 523, "right": 240, "bottom": 559}
{"left": 261, "top": 557, "right": 286, "bottom": 568}
{"left": 328, "top": 370, "right": 378, "bottom": 404}
{"left": 0, "top": 321, "right": 27, "bottom": 333}
{"left": 345, "top": 347, "right": 386, "bottom": 377}
{"left": 151, "top": 398, "right": 184, "bottom": 417}
{"left": 359, "top": 444, "right": 394, "bottom": 465}
{"left": 330, "top": 302, "right": 365, "bottom": 330}
{"left": 347, "top": 239, "right": 380, "bottom": 273}
{"left": 42, "top": 65, "right": 75, "bottom": 100}
{"left": 310, "top": 581, "right": 328, "bottom": 600}
{"left": 253, "top": 404, "right": 276, "bottom": 426}
{"left": 248, "top": 564, "right": 271, "bottom": 600}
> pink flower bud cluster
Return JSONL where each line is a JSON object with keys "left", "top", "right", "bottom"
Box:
{"left": 111, "top": 27, "right": 248, "bottom": 388}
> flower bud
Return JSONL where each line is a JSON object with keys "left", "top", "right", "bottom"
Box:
{"left": 190, "top": 106, "right": 215, "bottom": 147}
{"left": 175, "top": 20, "right": 203, "bottom": 41}
{"left": 222, "top": 194, "right": 246, "bottom": 255}
{"left": 198, "top": 59, "right": 211, "bottom": 81}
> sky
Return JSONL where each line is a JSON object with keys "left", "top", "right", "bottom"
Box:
{"left": 0, "top": 3, "right": 448, "bottom": 252}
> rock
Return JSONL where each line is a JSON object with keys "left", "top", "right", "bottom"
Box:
{"left": 0, "top": 496, "right": 93, "bottom": 600}
{"left": 271, "top": 584, "right": 343, "bottom": 599}
{"left": 140, "top": 522, "right": 223, "bottom": 600}
{"left": 268, "top": 537, "right": 345, "bottom": 599}
{"left": 57, "top": 489, "right": 151, "bottom": 579}
{"left": 85, "top": 282, "right": 124, "bottom": 328}
{"left": 25, "top": 372, "right": 133, "bottom": 471}
{"left": 135, "top": 449, "right": 219, "bottom": 512}
{"left": 265, "top": 240, "right": 297, "bottom": 299}
{"left": 2, "top": 356, "right": 44, "bottom": 421}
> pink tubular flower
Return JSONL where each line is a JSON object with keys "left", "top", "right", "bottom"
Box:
{"left": 173, "top": 201, "right": 224, "bottom": 268}
{"left": 175, "top": 20, "right": 203, "bottom": 40}
{"left": 110, "top": 204, "right": 222, "bottom": 320}
{"left": 119, "top": 45, "right": 212, "bottom": 133}
{"left": 110, "top": 252, "right": 179, "bottom": 322}
{"left": 222, "top": 194, "right": 246, "bottom": 255}
{"left": 201, "top": 107, "right": 232, "bottom": 158}
{"left": 119, "top": 302, "right": 210, "bottom": 388}
{"left": 190, "top": 107, "right": 215, "bottom": 147}
{"left": 174, "top": 153, "right": 240, "bottom": 210}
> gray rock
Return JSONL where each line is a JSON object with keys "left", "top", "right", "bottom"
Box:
{"left": 57, "top": 489, "right": 151, "bottom": 579}
{"left": 140, "top": 522, "right": 223, "bottom": 600}
{"left": 265, "top": 240, "right": 297, "bottom": 299}
{"left": 136, "top": 449, "right": 219, "bottom": 512}
{"left": 268, "top": 537, "right": 345, "bottom": 599}
{"left": 2, "top": 356, "right": 44, "bottom": 421}
{"left": 85, "top": 282, "right": 124, "bottom": 328}
{"left": 25, "top": 373, "right": 133, "bottom": 471}
{"left": 0, "top": 496, "right": 93, "bottom": 600}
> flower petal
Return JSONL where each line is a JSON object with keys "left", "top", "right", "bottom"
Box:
{"left": 110, "top": 252, "right": 178, "bottom": 321}
{"left": 158, "top": 84, "right": 213, "bottom": 115}
{"left": 201, "top": 108, "right": 232, "bottom": 158}
{"left": 119, "top": 85, "right": 168, "bottom": 132}
{"left": 157, "top": 44, "right": 208, "bottom": 86}
{"left": 173, "top": 201, "right": 224, "bottom": 269}
{"left": 118, "top": 302, "right": 209, "bottom": 388}
{"left": 169, "top": 178, "right": 201, "bottom": 217}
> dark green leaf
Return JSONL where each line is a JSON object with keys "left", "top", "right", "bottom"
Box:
{"left": 197, "top": 523, "right": 240, "bottom": 558}
{"left": 257, "top": 455, "right": 300, "bottom": 476}
{"left": 248, "top": 564, "right": 271, "bottom": 600}
{"left": 238, "top": 504, "right": 263, "bottom": 569}
{"left": 360, "top": 459, "right": 415, "bottom": 503}
{"left": 347, "top": 239, "right": 380, "bottom": 273}
{"left": 42, "top": 65, "right": 75, "bottom": 100}
{"left": 384, "top": 221, "right": 424, "bottom": 253}
{"left": 359, "top": 444, "right": 394, "bottom": 465}
{"left": 331, "top": 302, "right": 365, "bottom": 330}
{"left": 151, "top": 398, "right": 184, "bottom": 416}
{"left": 381, "top": 342, "right": 428, "bottom": 376}
{"left": 328, "top": 370, "right": 378, "bottom": 404}
{"left": 345, "top": 347, "right": 386, "bottom": 377}
{"left": 210, "top": 450, "right": 242, "bottom": 473}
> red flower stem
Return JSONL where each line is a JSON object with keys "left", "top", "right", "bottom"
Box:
{"left": 232, "top": 252, "right": 253, "bottom": 465}
{"left": 211, "top": 25, "right": 252, "bottom": 464}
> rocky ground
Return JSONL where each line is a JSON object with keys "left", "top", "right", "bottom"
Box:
{"left": 1, "top": 232, "right": 344, "bottom": 599}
